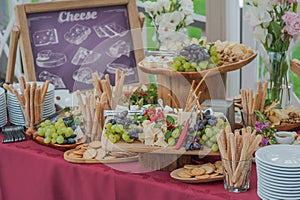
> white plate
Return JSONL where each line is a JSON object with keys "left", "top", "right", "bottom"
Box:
{"left": 259, "top": 178, "right": 300, "bottom": 191}
{"left": 0, "top": 87, "right": 5, "bottom": 95}
{"left": 258, "top": 171, "right": 300, "bottom": 185}
{"left": 256, "top": 145, "right": 300, "bottom": 168}
{"left": 256, "top": 164, "right": 300, "bottom": 177}
{"left": 9, "top": 82, "right": 55, "bottom": 93}
{"left": 257, "top": 189, "right": 281, "bottom": 200}
{"left": 256, "top": 157, "right": 300, "bottom": 172}
{"left": 259, "top": 183, "right": 300, "bottom": 199}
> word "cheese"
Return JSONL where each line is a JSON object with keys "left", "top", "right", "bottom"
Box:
{"left": 58, "top": 11, "right": 97, "bottom": 23}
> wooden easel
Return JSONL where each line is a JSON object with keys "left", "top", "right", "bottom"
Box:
{"left": 5, "top": 25, "right": 20, "bottom": 83}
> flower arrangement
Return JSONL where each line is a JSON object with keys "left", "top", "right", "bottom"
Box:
{"left": 253, "top": 111, "right": 277, "bottom": 146}
{"left": 143, "top": 0, "right": 194, "bottom": 49}
{"left": 245, "top": 0, "right": 300, "bottom": 105}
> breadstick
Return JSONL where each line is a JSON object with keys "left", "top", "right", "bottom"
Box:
{"left": 186, "top": 80, "right": 195, "bottom": 106}
{"left": 41, "top": 80, "right": 49, "bottom": 104}
{"left": 229, "top": 133, "right": 236, "bottom": 172}
{"left": 232, "top": 133, "right": 250, "bottom": 183}
{"left": 30, "top": 82, "right": 36, "bottom": 127}
{"left": 3, "top": 83, "right": 13, "bottom": 94}
{"left": 168, "top": 93, "right": 179, "bottom": 111}
{"left": 194, "top": 71, "right": 211, "bottom": 94}
{"left": 115, "top": 68, "right": 120, "bottom": 86}
{"left": 35, "top": 87, "right": 41, "bottom": 124}
{"left": 76, "top": 90, "right": 87, "bottom": 119}
{"left": 105, "top": 74, "right": 112, "bottom": 102}
{"left": 246, "top": 134, "right": 262, "bottom": 159}
{"left": 91, "top": 103, "right": 100, "bottom": 141}
{"left": 257, "top": 81, "right": 262, "bottom": 110}
{"left": 260, "top": 81, "right": 268, "bottom": 112}
{"left": 24, "top": 85, "right": 30, "bottom": 127}
{"left": 18, "top": 76, "right": 26, "bottom": 95}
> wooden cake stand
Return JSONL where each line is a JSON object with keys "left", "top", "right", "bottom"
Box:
{"left": 138, "top": 53, "right": 257, "bottom": 108}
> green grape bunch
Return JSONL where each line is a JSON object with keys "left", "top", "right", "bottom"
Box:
{"left": 171, "top": 44, "right": 221, "bottom": 72}
{"left": 37, "top": 118, "right": 76, "bottom": 145}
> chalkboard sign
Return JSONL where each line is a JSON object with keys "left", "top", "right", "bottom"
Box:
{"left": 15, "top": 0, "right": 144, "bottom": 92}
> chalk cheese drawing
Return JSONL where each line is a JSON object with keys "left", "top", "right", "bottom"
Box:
{"left": 36, "top": 50, "right": 67, "bottom": 68}
{"left": 64, "top": 24, "right": 91, "bottom": 45}
{"left": 39, "top": 71, "right": 66, "bottom": 88}
{"left": 32, "top": 28, "right": 59, "bottom": 47}
{"left": 71, "top": 47, "right": 101, "bottom": 65}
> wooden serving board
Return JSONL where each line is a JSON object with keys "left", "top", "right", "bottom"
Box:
{"left": 101, "top": 137, "right": 220, "bottom": 156}
{"left": 138, "top": 52, "right": 257, "bottom": 79}
{"left": 64, "top": 149, "right": 139, "bottom": 164}
{"left": 275, "top": 123, "right": 300, "bottom": 131}
{"left": 170, "top": 168, "right": 223, "bottom": 183}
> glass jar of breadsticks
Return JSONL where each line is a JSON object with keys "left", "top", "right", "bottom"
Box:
{"left": 75, "top": 69, "right": 127, "bottom": 142}
{"left": 3, "top": 77, "right": 50, "bottom": 134}
{"left": 217, "top": 126, "right": 262, "bottom": 192}
{"left": 240, "top": 81, "right": 269, "bottom": 126}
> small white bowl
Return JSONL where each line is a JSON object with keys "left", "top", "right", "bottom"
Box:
{"left": 275, "top": 131, "right": 295, "bottom": 144}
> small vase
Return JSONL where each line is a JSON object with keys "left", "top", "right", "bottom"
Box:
{"left": 262, "top": 51, "right": 293, "bottom": 108}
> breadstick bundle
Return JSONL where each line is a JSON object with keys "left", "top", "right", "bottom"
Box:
{"left": 184, "top": 71, "right": 211, "bottom": 113}
{"left": 3, "top": 77, "right": 50, "bottom": 133}
{"left": 216, "top": 125, "right": 262, "bottom": 191}
{"left": 76, "top": 68, "right": 126, "bottom": 142}
{"left": 240, "top": 80, "right": 268, "bottom": 126}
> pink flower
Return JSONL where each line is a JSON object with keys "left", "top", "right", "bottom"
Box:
{"left": 288, "top": 0, "right": 297, "bottom": 3}
{"left": 282, "top": 12, "right": 300, "bottom": 41}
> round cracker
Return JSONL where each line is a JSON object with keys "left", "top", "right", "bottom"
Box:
{"left": 214, "top": 161, "right": 222, "bottom": 168}
{"left": 95, "top": 148, "right": 106, "bottom": 160}
{"left": 201, "top": 164, "right": 215, "bottom": 174}
{"left": 191, "top": 167, "right": 206, "bottom": 176}
{"left": 89, "top": 141, "right": 102, "bottom": 149}
{"left": 83, "top": 148, "right": 97, "bottom": 159}
{"left": 183, "top": 165, "right": 198, "bottom": 170}
{"left": 195, "top": 174, "right": 210, "bottom": 179}
{"left": 177, "top": 169, "right": 192, "bottom": 178}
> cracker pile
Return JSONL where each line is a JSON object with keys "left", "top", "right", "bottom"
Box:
{"left": 214, "top": 40, "right": 255, "bottom": 65}
{"left": 177, "top": 161, "right": 223, "bottom": 179}
{"left": 68, "top": 141, "right": 137, "bottom": 160}
{"left": 265, "top": 103, "right": 300, "bottom": 125}
{"left": 3, "top": 77, "right": 49, "bottom": 131}
{"left": 216, "top": 125, "right": 262, "bottom": 188}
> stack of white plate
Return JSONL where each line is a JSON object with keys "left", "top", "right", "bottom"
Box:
{"left": 256, "top": 145, "right": 300, "bottom": 200}
{"left": 7, "top": 82, "right": 55, "bottom": 126}
{"left": 0, "top": 88, "right": 7, "bottom": 127}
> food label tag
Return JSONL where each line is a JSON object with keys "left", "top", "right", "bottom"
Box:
{"left": 74, "top": 126, "right": 84, "bottom": 142}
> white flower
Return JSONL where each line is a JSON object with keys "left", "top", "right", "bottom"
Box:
{"left": 180, "top": 0, "right": 194, "bottom": 15}
{"left": 252, "top": 0, "right": 277, "bottom": 11}
{"left": 245, "top": 7, "right": 272, "bottom": 26}
{"left": 253, "top": 25, "right": 267, "bottom": 43}
{"left": 184, "top": 15, "right": 194, "bottom": 26}
{"left": 144, "top": 1, "right": 162, "bottom": 16}
{"left": 158, "top": 12, "right": 183, "bottom": 30}
{"left": 157, "top": 0, "right": 171, "bottom": 11}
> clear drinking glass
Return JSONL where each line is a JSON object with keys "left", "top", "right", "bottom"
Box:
{"left": 222, "top": 158, "right": 252, "bottom": 193}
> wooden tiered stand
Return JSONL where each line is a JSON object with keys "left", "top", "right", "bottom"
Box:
{"left": 120, "top": 53, "right": 258, "bottom": 171}
{"left": 138, "top": 53, "right": 257, "bottom": 108}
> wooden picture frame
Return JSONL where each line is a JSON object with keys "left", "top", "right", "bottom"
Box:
{"left": 14, "top": 0, "right": 144, "bottom": 91}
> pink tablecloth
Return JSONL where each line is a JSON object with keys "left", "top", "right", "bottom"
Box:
{"left": 0, "top": 134, "right": 261, "bottom": 200}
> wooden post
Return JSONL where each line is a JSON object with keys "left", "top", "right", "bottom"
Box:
{"left": 5, "top": 25, "right": 20, "bottom": 83}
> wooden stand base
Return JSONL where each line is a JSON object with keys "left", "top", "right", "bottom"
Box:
{"left": 139, "top": 153, "right": 192, "bottom": 171}
{"left": 158, "top": 73, "right": 227, "bottom": 108}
